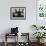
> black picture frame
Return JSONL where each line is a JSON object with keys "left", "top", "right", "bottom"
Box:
{"left": 10, "top": 7, "right": 26, "bottom": 20}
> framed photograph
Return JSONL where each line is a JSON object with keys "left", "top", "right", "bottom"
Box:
{"left": 10, "top": 7, "right": 26, "bottom": 20}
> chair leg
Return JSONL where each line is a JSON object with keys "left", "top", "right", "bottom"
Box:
{"left": 4, "top": 33, "right": 7, "bottom": 46}
{"left": 4, "top": 41, "right": 7, "bottom": 46}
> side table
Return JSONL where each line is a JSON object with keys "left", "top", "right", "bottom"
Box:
{"left": 4, "top": 33, "right": 18, "bottom": 46}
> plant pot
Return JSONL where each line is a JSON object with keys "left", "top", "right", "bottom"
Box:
{"left": 37, "top": 39, "right": 45, "bottom": 44}
{"left": 37, "top": 39, "right": 40, "bottom": 43}
{"left": 40, "top": 38, "right": 45, "bottom": 43}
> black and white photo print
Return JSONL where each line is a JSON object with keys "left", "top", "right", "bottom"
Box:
{"left": 10, "top": 7, "right": 26, "bottom": 20}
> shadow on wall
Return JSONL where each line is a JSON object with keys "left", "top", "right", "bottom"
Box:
{"left": 2, "top": 28, "right": 11, "bottom": 34}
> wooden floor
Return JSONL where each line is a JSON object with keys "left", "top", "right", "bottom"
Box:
{"left": 0, "top": 42, "right": 46, "bottom": 46}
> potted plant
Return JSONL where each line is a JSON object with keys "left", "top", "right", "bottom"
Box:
{"left": 33, "top": 32, "right": 46, "bottom": 43}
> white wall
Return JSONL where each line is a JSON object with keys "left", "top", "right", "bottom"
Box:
{"left": 0, "top": 0, "right": 37, "bottom": 42}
